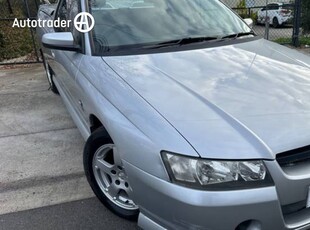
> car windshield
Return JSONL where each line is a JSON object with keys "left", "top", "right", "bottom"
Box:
{"left": 88, "top": 0, "right": 252, "bottom": 54}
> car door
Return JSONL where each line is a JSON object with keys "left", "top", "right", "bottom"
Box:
{"left": 267, "top": 3, "right": 279, "bottom": 22}
{"left": 258, "top": 7, "right": 266, "bottom": 23}
{"left": 48, "top": 0, "right": 83, "bottom": 107}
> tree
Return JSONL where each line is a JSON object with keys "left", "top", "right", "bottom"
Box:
{"left": 236, "top": 0, "right": 248, "bottom": 18}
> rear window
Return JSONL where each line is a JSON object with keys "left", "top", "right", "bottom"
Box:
{"left": 281, "top": 4, "right": 293, "bottom": 10}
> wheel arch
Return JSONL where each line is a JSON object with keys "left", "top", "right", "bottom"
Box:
{"left": 273, "top": 16, "right": 280, "bottom": 25}
{"left": 89, "top": 114, "right": 107, "bottom": 133}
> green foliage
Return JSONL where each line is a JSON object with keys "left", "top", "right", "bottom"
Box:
{"left": 250, "top": 11, "right": 258, "bottom": 24}
{"left": 237, "top": 0, "right": 246, "bottom": 8}
{"left": 236, "top": 0, "right": 248, "bottom": 18}
{"left": 234, "top": 0, "right": 257, "bottom": 23}
{"left": 302, "top": 0, "right": 310, "bottom": 34}
{"left": 274, "top": 36, "right": 310, "bottom": 45}
{"left": 0, "top": 4, "right": 34, "bottom": 62}
{"left": 0, "top": 0, "right": 38, "bottom": 17}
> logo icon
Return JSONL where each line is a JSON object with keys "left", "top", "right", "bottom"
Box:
{"left": 74, "top": 12, "right": 95, "bottom": 33}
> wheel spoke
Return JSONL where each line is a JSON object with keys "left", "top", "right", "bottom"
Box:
{"left": 125, "top": 186, "right": 134, "bottom": 198}
{"left": 96, "top": 159, "right": 113, "bottom": 174}
{"left": 107, "top": 183, "right": 120, "bottom": 198}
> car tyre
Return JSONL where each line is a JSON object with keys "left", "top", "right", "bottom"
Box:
{"left": 83, "top": 127, "right": 139, "bottom": 220}
{"left": 42, "top": 52, "right": 59, "bottom": 95}
{"left": 273, "top": 17, "right": 279, "bottom": 28}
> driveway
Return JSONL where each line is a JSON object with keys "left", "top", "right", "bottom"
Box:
{"left": 0, "top": 64, "right": 137, "bottom": 229}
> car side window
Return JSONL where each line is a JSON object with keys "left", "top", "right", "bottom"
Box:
{"left": 55, "top": 0, "right": 68, "bottom": 32}
{"left": 67, "top": 0, "right": 82, "bottom": 46}
{"left": 269, "top": 4, "right": 279, "bottom": 10}
{"left": 54, "top": 0, "right": 81, "bottom": 47}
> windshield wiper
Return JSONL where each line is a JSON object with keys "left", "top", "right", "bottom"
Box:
{"left": 143, "top": 36, "right": 221, "bottom": 49}
{"left": 221, "top": 31, "right": 256, "bottom": 40}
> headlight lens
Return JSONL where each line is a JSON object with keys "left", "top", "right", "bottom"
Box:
{"left": 162, "top": 152, "right": 273, "bottom": 190}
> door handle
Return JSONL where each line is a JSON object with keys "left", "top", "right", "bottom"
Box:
{"left": 78, "top": 100, "right": 84, "bottom": 111}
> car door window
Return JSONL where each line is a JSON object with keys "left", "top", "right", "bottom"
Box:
{"left": 67, "top": 0, "right": 82, "bottom": 46}
{"left": 54, "top": 0, "right": 68, "bottom": 32}
{"left": 54, "top": 0, "right": 82, "bottom": 47}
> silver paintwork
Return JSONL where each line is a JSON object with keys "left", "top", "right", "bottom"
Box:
{"left": 103, "top": 39, "right": 310, "bottom": 160}
{"left": 138, "top": 213, "right": 167, "bottom": 230}
{"left": 42, "top": 32, "right": 75, "bottom": 47}
{"left": 37, "top": 0, "right": 310, "bottom": 229}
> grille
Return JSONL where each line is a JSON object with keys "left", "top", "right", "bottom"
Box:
{"left": 276, "top": 145, "right": 310, "bottom": 167}
{"left": 282, "top": 200, "right": 307, "bottom": 215}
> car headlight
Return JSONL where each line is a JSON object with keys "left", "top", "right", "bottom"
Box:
{"left": 161, "top": 152, "right": 273, "bottom": 190}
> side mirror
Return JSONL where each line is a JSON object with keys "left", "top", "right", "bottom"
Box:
{"left": 244, "top": 18, "right": 253, "bottom": 29}
{"left": 42, "top": 32, "right": 80, "bottom": 52}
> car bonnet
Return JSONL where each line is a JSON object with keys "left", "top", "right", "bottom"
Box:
{"left": 103, "top": 39, "right": 310, "bottom": 160}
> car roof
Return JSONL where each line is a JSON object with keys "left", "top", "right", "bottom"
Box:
{"left": 268, "top": 2, "right": 284, "bottom": 5}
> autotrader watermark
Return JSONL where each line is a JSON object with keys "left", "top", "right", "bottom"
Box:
{"left": 12, "top": 12, "right": 95, "bottom": 33}
{"left": 12, "top": 18, "right": 72, "bottom": 29}
{"left": 74, "top": 12, "right": 95, "bottom": 33}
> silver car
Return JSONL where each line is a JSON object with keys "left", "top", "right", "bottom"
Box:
{"left": 37, "top": 0, "right": 310, "bottom": 229}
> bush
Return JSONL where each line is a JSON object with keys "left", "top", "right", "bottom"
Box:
{"left": 0, "top": 33, "right": 4, "bottom": 48}
{"left": 274, "top": 36, "right": 310, "bottom": 45}
{"left": 250, "top": 11, "right": 258, "bottom": 24}
{"left": 235, "top": 0, "right": 257, "bottom": 23}
{"left": 302, "top": 0, "right": 310, "bottom": 34}
{"left": 236, "top": 0, "right": 248, "bottom": 18}
{"left": 0, "top": 0, "right": 39, "bottom": 17}
{"left": 0, "top": 0, "right": 35, "bottom": 61}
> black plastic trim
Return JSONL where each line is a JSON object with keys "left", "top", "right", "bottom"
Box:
{"left": 42, "top": 42, "right": 81, "bottom": 52}
{"left": 94, "top": 36, "right": 261, "bottom": 57}
{"left": 276, "top": 145, "right": 310, "bottom": 167}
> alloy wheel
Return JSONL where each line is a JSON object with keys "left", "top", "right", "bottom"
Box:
{"left": 92, "top": 144, "right": 138, "bottom": 210}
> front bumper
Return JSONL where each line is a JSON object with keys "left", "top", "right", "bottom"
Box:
{"left": 124, "top": 161, "right": 310, "bottom": 230}
{"left": 280, "top": 16, "right": 293, "bottom": 25}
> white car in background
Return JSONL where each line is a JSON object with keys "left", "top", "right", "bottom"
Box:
{"left": 257, "top": 2, "right": 293, "bottom": 27}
